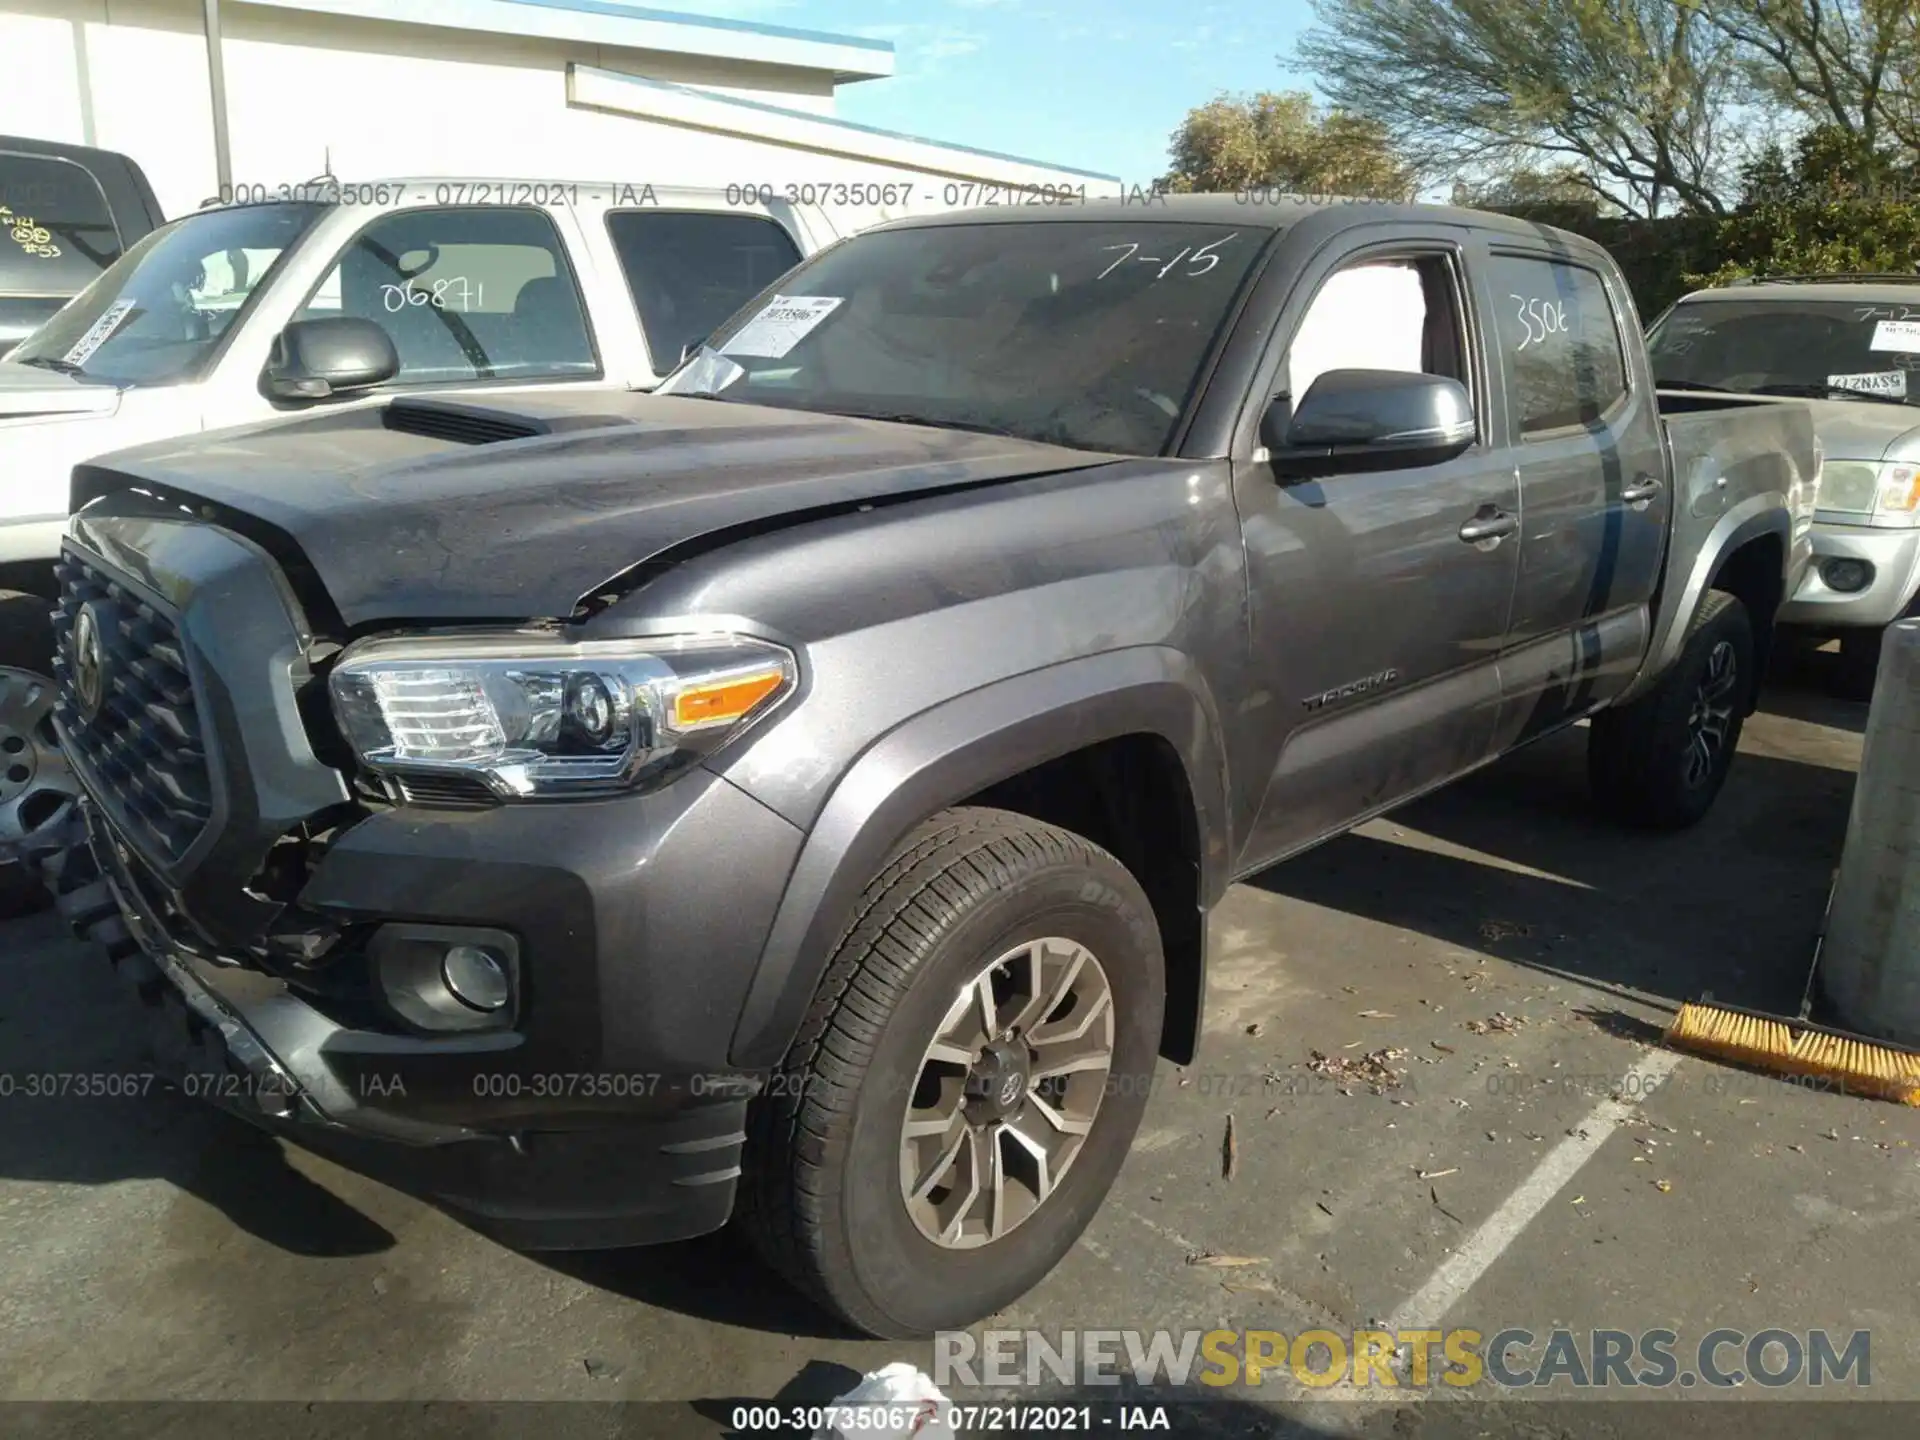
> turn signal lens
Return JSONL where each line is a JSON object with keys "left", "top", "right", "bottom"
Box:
{"left": 672, "top": 668, "right": 788, "bottom": 731}
{"left": 1877, "top": 465, "right": 1920, "bottom": 513}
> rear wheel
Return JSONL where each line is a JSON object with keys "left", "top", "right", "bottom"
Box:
{"left": 738, "top": 807, "right": 1164, "bottom": 1337}
{"left": 0, "top": 590, "right": 73, "bottom": 918}
{"left": 1589, "top": 590, "right": 1752, "bottom": 830}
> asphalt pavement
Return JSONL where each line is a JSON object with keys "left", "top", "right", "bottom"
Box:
{"left": 2, "top": 650, "right": 1914, "bottom": 1439}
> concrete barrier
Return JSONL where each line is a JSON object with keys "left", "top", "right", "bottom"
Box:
{"left": 1820, "top": 618, "right": 1920, "bottom": 1046}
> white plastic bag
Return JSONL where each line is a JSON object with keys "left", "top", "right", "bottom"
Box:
{"left": 812, "top": 1361, "right": 956, "bottom": 1440}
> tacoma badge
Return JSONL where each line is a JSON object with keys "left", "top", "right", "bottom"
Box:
{"left": 1302, "top": 668, "right": 1401, "bottom": 712}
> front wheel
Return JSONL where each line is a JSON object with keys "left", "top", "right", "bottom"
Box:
{"left": 1589, "top": 590, "right": 1753, "bottom": 830}
{"left": 738, "top": 807, "right": 1164, "bottom": 1337}
{"left": 0, "top": 590, "right": 74, "bottom": 918}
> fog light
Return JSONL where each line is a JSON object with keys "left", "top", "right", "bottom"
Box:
{"left": 1823, "top": 557, "right": 1874, "bottom": 594}
{"left": 442, "top": 944, "right": 510, "bottom": 1011}
{"left": 369, "top": 923, "right": 519, "bottom": 1033}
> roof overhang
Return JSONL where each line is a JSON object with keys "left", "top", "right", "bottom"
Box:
{"left": 568, "top": 66, "right": 1117, "bottom": 185}
{"left": 237, "top": 0, "right": 896, "bottom": 82}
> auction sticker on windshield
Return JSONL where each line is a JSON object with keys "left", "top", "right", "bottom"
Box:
{"left": 61, "top": 298, "right": 138, "bottom": 368}
{"left": 1869, "top": 319, "right": 1920, "bottom": 353}
{"left": 720, "top": 295, "right": 843, "bottom": 358}
{"left": 1830, "top": 370, "right": 1909, "bottom": 398}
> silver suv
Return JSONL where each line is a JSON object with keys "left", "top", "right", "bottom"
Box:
{"left": 1648, "top": 275, "right": 1920, "bottom": 697}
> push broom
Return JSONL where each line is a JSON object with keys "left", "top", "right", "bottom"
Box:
{"left": 1664, "top": 621, "right": 1920, "bottom": 1106}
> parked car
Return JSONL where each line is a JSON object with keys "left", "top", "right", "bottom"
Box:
{"left": 0, "top": 178, "right": 839, "bottom": 911}
{"left": 42, "top": 198, "right": 1813, "bottom": 1336}
{"left": 0, "top": 135, "right": 164, "bottom": 359}
{"left": 1647, "top": 274, "right": 1920, "bottom": 698}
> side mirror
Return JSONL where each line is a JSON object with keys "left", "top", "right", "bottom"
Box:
{"left": 263, "top": 317, "right": 400, "bottom": 401}
{"left": 1268, "top": 369, "right": 1476, "bottom": 478}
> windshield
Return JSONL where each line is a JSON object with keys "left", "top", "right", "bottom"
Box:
{"left": 658, "top": 220, "right": 1270, "bottom": 455}
{"left": 9, "top": 203, "right": 324, "bottom": 386}
{"left": 1648, "top": 296, "right": 1920, "bottom": 406}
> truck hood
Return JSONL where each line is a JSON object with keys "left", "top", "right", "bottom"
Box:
{"left": 73, "top": 392, "right": 1119, "bottom": 628}
{"left": 1802, "top": 397, "right": 1920, "bottom": 462}
{"left": 0, "top": 358, "right": 122, "bottom": 420}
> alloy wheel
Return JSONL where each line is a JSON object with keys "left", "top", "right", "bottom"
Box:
{"left": 1684, "top": 640, "right": 1738, "bottom": 789}
{"left": 0, "top": 668, "right": 78, "bottom": 866}
{"left": 899, "top": 937, "right": 1115, "bottom": 1249}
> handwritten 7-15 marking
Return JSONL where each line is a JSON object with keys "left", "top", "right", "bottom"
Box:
{"left": 1097, "top": 234, "right": 1240, "bottom": 281}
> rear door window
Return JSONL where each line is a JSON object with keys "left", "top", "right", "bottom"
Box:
{"left": 297, "top": 206, "right": 598, "bottom": 383}
{"left": 0, "top": 152, "right": 122, "bottom": 295}
{"left": 606, "top": 210, "right": 802, "bottom": 370}
{"left": 1485, "top": 254, "right": 1629, "bottom": 434}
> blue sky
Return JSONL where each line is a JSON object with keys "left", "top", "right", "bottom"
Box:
{"left": 679, "top": 0, "right": 1321, "bottom": 181}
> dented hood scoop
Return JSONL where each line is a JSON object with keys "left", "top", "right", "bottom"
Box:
{"left": 71, "top": 392, "right": 1115, "bottom": 627}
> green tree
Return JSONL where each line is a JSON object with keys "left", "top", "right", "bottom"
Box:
{"left": 1692, "top": 122, "right": 1920, "bottom": 283}
{"left": 1450, "top": 164, "right": 1621, "bottom": 210}
{"left": 1296, "top": 0, "right": 1745, "bottom": 216}
{"left": 1160, "top": 90, "right": 1415, "bottom": 198}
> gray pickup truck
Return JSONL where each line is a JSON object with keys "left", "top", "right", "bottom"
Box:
{"left": 40, "top": 197, "right": 1813, "bottom": 1337}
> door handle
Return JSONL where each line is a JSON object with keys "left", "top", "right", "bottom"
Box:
{"left": 1458, "top": 509, "right": 1518, "bottom": 545}
{"left": 1622, "top": 474, "right": 1663, "bottom": 506}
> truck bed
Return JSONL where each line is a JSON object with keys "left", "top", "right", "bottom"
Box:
{"left": 1629, "top": 389, "right": 1818, "bottom": 696}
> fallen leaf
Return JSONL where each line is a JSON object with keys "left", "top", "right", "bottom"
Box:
{"left": 1223, "top": 1114, "right": 1238, "bottom": 1182}
{"left": 1467, "top": 1011, "right": 1526, "bottom": 1035}
{"left": 1306, "top": 1047, "right": 1410, "bottom": 1094}
{"left": 1431, "top": 1042, "right": 1456, "bottom": 1055}
{"left": 1187, "top": 1253, "right": 1266, "bottom": 1268}
{"left": 1654, "top": 1180, "right": 1673, "bottom": 1193}
{"left": 1245, "top": 1022, "right": 1263, "bottom": 1037}
{"left": 1570, "top": 1195, "right": 1586, "bottom": 1205}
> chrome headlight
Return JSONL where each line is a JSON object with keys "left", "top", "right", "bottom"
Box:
{"left": 1816, "top": 460, "right": 1920, "bottom": 527}
{"left": 328, "top": 632, "right": 796, "bottom": 798}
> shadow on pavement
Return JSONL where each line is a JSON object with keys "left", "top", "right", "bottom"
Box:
{"left": 0, "top": 910, "right": 394, "bottom": 1258}
{"left": 540, "top": 1228, "right": 860, "bottom": 1340}
{"left": 1244, "top": 676, "right": 1855, "bottom": 1020}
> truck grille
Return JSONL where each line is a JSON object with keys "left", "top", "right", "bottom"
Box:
{"left": 52, "top": 554, "right": 215, "bottom": 865}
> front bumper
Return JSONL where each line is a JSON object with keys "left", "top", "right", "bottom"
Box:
{"left": 44, "top": 502, "right": 816, "bottom": 1247}
{"left": 1779, "top": 519, "right": 1920, "bottom": 630}
{"left": 56, "top": 802, "right": 764, "bottom": 1248}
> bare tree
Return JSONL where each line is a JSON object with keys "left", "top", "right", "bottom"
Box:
{"left": 1690, "top": 0, "right": 1920, "bottom": 162}
{"left": 1296, "top": 0, "right": 1749, "bottom": 215}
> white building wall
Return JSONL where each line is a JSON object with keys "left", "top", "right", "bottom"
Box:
{"left": 0, "top": 0, "right": 879, "bottom": 220}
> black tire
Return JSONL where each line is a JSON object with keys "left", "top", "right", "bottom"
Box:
{"left": 1832, "top": 627, "right": 1884, "bottom": 703}
{"left": 0, "top": 588, "right": 60, "bottom": 919}
{"left": 1589, "top": 589, "right": 1753, "bottom": 830}
{"left": 738, "top": 806, "right": 1165, "bottom": 1338}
